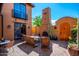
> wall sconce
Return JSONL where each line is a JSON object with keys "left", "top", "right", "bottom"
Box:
{"left": 28, "top": 26, "right": 30, "bottom": 29}
{"left": 7, "top": 25, "right": 11, "bottom": 29}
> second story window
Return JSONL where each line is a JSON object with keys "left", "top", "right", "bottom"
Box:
{"left": 14, "top": 3, "right": 28, "bottom": 20}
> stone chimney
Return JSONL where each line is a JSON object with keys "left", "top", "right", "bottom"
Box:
{"left": 40, "top": 7, "right": 51, "bottom": 35}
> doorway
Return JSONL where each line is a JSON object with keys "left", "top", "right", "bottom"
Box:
{"left": 14, "top": 23, "right": 26, "bottom": 40}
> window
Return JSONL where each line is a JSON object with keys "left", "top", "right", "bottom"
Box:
{"left": 14, "top": 3, "right": 28, "bottom": 20}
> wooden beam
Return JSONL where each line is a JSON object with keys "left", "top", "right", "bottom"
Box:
{"left": 26, "top": 3, "right": 35, "bottom": 7}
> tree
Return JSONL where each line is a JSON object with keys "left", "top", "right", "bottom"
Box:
{"left": 32, "top": 16, "right": 42, "bottom": 35}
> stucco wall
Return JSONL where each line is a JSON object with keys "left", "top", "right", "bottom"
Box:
{"left": 26, "top": 4, "right": 32, "bottom": 35}
{"left": 56, "top": 17, "right": 77, "bottom": 41}
{"left": 1, "top": 3, "right": 33, "bottom": 41}
{"left": 1, "top": 3, "right": 14, "bottom": 41}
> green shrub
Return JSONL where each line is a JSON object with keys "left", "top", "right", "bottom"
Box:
{"left": 68, "top": 27, "right": 77, "bottom": 48}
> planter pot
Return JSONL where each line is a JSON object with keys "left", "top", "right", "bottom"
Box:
{"left": 68, "top": 47, "right": 79, "bottom": 56}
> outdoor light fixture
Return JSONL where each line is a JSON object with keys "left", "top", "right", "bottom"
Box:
{"left": 27, "top": 25, "right": 30, "bottom": 29}
{"left": 7, "top": 25, "right": 11, "bottom": 29}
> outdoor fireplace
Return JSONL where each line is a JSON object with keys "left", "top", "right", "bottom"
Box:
{"left": 42, "top": 31, "right": 48, "bottom": 37}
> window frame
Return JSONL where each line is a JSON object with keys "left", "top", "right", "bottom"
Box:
{"left": 13, "top": 3, "right": 28, "bottom": 20}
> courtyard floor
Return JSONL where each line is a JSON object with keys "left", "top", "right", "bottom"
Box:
{"left": 0, "top": 40, "right": 70, "bottom": 56}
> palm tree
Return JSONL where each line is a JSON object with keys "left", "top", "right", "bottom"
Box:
{"left": 32, "top": 16, "right": 42, "bottom": 35}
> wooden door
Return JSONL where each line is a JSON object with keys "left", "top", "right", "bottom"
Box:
{"left": 59, "top": 22, "right": 71, "bottom": 41}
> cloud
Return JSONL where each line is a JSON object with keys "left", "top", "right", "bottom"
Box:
{"left": 51, "top": 20, "right": 57, "bottom": 25}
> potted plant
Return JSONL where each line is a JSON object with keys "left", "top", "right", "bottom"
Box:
{"left": 68, "top": 19, "right": 79, "bottom": 56}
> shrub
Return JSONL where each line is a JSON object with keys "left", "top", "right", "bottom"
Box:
{"left": 68, "top": 27, "right": 77, "bottom": 48}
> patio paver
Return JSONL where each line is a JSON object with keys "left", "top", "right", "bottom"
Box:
{"left": 0, "top": 40, "right": 70, "bottom": 56}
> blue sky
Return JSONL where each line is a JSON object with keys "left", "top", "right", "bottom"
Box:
{"left": 32, "top": 3, "right": 79, "bottom": 21}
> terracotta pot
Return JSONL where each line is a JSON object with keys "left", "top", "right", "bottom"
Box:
{"left": 68, "top": 47, "right": 79, "bottom": 56}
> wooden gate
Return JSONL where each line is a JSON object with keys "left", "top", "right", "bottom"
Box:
{"left": 59, "top": 22, "right": 71, "bottom": 41}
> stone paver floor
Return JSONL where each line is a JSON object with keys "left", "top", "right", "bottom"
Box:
{"left": 0, "top": 40, "right": 70, "bottom": 56}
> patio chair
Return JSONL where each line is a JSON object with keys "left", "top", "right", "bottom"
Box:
{"left": 0, "top": 38, "right": 14, "bottom": 55}
{"left": 0, "top": 38, "right": 14, "bottom": 48}
{"left": 41, "top": 37, "right": 50, "bottom": 48}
